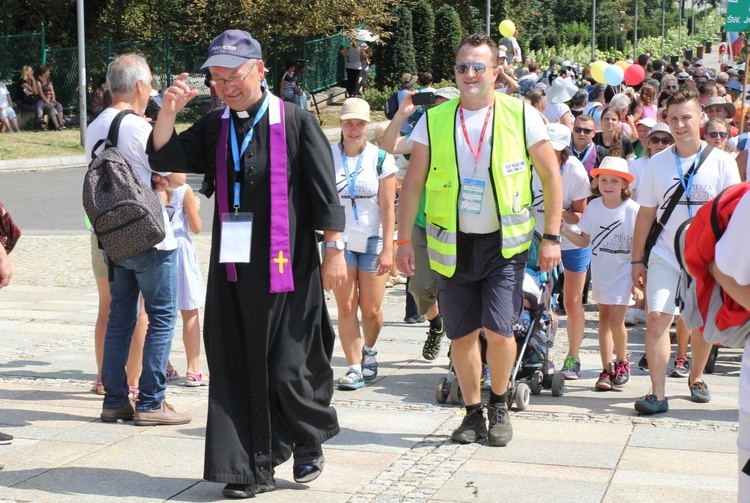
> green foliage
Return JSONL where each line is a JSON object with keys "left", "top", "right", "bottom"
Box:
{"left": 361, "top": 85, "right": 397, "bottom": 111}
{"left": 467, "top": 6, "right": 485, "bottom": 36}
{"left": 373, "top": 4, "right": 417, "bottom": 88}
{"left": 411, "top": 1, "right": 435, "bottom": 74}
{"left": 560, "top": 22, "right": 591, "bottom": 47}
{"left": 433, "top": 5, "right": 463, "bottom": 81}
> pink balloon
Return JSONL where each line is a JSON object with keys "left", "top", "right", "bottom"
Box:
{"left": 624, "top": 64, "right": 645, "bottom": 86}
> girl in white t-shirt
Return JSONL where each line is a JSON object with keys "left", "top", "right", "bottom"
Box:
{"left": 562, "top": 157, "right": 642, "bottom": 391}
{"left": 328, "top": 98, "right": 397, "bottom": 391}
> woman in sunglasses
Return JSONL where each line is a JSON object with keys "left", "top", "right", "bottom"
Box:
{"left": 704, "top": 118, "right": 731, "bottom": 152}
{"left": 628, "top": 122, "right": 674, "bottom": 200}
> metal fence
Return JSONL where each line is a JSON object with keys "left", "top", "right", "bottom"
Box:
{"left": 0, "top": 24, "right": 347, "bottom": 114}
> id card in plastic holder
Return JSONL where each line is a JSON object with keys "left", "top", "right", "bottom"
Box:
{"left": 458, "top": 177, "right": 486, "bottom": 214}
{"left": 219, "top": 212, "right": 253, "bottom": 263}
{"left": 346, "top": 228, "right": 369, "bottom": 253}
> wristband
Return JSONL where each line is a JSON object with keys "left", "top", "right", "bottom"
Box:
{"left": 395, "top": 239, "right": 412, "bottom": 245}
{"left": 631, "top": 259, "right": 647, "bottom": 265}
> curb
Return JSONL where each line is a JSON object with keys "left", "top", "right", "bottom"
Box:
{"left": 0, "top": 155, "right": 87, "bottom": 173}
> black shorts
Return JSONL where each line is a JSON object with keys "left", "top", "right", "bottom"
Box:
{"left": 437, "top": 231, "right": 527, "bottom": 340}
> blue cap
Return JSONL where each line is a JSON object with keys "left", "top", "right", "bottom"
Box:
{"left": 726, "top": 80, "right": 743, "bottom": 91}
{"left": 201, "top": 30, "right": 263, "bottom": 69}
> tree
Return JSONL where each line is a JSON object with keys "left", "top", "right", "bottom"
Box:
{"left": 433, "top": 5, "right": 463, "bottom": 81}
{"left": 373, "top": 4, "right": 417, "bottom": 88}
{"left": 411, "top": 1, "right": 435, "bottom": 74}
{"left": 468, "top": 6, "right": 485, "bottom": 36}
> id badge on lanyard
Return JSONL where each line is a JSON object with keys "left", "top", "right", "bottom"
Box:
{"left": 458, "top": 178, "right": 486, "bottom": 214}
{"left": 220, "top": 213, "right": 253, "bottom": 263}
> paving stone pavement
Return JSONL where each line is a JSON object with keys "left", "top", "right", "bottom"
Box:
{"left": 0, "top": 231, "right": 742, "bottom": 502}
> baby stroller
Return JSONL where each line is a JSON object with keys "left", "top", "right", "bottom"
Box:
{"left": 435, "top": 234, "right": 564, "bottom": 408}
{"left": 506, "top": 267, "right": 565, "bottom": 411}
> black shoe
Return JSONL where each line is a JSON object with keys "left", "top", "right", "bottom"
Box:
{"left": 293, "top": 450, "right": 324, "bottom": 483}
{"left": 634, "top": 394, "right": 669, "bottom": 415}
{"left": 222, "top": 480, "right": 276, "bottom": 499}
{"left": 0, "top": 432, "right": 13, "bottom": 445}
{"left": 422, "top": 326, "right": 444, "bottom": 360}
{"left": 451, "top": 409, "right": 487, "bottom": 444}
{"left": 100, "top": 401, "right": 135, "bottom": 422}
{"left": 487, "top": 403, "right": 513, "bottom": 446}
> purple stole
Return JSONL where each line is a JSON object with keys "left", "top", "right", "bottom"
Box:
{"left": 215, "top": 95, "right": 295, "bottom": 293}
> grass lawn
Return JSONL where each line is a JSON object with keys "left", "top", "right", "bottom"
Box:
{"left": 0, "top": 107, "right": 385, "bottom": 161}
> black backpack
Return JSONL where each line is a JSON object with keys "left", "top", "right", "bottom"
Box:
{"left": 82, "top": 110, "right": 165, "bottom": 270}
{"left": 384, "top": 91, "right": 399, "bottom": 120}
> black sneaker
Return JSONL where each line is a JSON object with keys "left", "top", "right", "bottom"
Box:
{"left": 637, "top": 354, "right": 649, "bottom": 371}
{"left": 451, "top": 409, "right": 487, "bottom": 444}
{"left": 422, "top": 326, "right": 444, "bottom": 360}
{"left": 487, "top": 403, "right": 513, "bottom": 447}
{"left": 0, "top": 432, "right": 13, "bottom": 445}
{"left": 222, "top": 480, "right": 276, "bottom": 498}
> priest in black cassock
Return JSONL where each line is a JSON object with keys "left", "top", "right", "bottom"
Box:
{"left": 148, "top": 30, "right": 347, "bottom": 499}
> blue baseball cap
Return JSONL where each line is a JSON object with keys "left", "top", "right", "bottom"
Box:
{"left": 201, "top": 30, "right": 263, "bottom": 70}
{"left": 726, "top": 80, "right": 743, "bottom": 91}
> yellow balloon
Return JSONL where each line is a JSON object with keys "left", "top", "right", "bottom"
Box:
{"left": 591, "top": 61, "right": 608, "bottom": 84}
{"left": 615, "top": 60, "right": 629, "bottom": 71}
{"left": 499, "top": 19, "right": 516, "bottom": 38}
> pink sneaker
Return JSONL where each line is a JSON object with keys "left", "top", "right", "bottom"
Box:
{"left": 184, "top": 371, "right": 208, "bottom": 387}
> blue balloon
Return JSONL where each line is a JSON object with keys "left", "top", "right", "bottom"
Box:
{"left": 604, "top": 65, "right": 624, "bottom": 86}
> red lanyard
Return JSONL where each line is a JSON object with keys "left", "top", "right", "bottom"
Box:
{"left": 459, "top": 104, "right": 493, "bottom": 167}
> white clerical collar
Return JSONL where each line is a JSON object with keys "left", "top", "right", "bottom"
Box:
{"left": 236, "top": 111, "right": 249, "bottom": 118}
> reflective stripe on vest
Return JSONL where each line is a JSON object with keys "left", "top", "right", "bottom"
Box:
{"left": 424, "top": 94, "right": 534, "bottom": 277}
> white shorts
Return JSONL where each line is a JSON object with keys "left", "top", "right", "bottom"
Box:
{"left": 0, "top": 106, "right": 16, "bottom": 121}
{"left": 646, "top": 253, "right": 680, "bottom": 315}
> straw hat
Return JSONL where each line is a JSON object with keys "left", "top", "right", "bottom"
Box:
{"left": 401, "top": 73, "right": 418, "bottom": 89}
{"left": 590, "top": 156, "right": 635, "bottom": 184}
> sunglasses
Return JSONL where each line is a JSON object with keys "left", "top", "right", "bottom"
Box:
{"left": 573, "top": 127, "right": 594, "bottom": 135}
{"left": 665, "top": 85, "right": 678, "bottom": 90}
{"left": 707, "top": 131, "right": 729, "bottom": 138}
{"left": 650, "top": 136, "right": 673, "bottom": 145}
{"left": 454, "top": 62, "right": 493, "bottom": 75}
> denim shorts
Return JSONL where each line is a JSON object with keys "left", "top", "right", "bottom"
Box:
{"left": 344, "top": 236, "right": 383, "bottom": 272}
{"left": 561, "top": 246, "right": 591, "bottom": 273}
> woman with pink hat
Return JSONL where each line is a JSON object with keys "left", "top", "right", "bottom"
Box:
{"left": 562, "top": 156, "right": 642, "bottom": 391}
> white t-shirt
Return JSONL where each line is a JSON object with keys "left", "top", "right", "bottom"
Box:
{"left": 531, "top": 156, "right": 591, "bottom": 251}
{"left": 715, "top": 192, "right": 750, "bottom": 412}
{"left": 577, "top": 197, "right": 640, "bottom": 305}
{"left": 543, "top": 101, "right": 571, "bottom": 124}
{"left": 85, "top": 107, "right": 176, "bottom": 251}
{"left": 637, "top": 142, "right": 740, "bottom": 270}
{"left": 331, "top": 142, "right": 397, "bottom": 240}
{"left": 728, "top": 133, "right": 750, "bottom": 151}
{"left": 0, "top": 83, "right": 9, "bottom": 108}
{"left": 410, "top": 101, "right": 548, "bottom": 234}
{"left": 628, "top": 155, "right": 648, "bottom": 200}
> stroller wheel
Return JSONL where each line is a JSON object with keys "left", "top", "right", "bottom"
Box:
{"left": 551, "top": 372, "right": 565, "bottom": 397}
{"left": 435, "top": 377, "right": 449, "bottom": 403}
{"left": 449, "top": 379, "right": 463, "bottom": 405}
{"left": 705, "top": 346, "right": 719, "bottom": 374}
{"left": 514, "top": 383, "right": 530, "bottom": 411}
{"left": 530, "top": 371, "right": 543, "bottom": 395}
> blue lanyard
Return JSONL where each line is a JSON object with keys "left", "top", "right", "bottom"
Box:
{"left": 341, "top": 149, "right": 365, "bottom": 221}
{"left": 229, "top": 94, "right": 270, "bottom": 210}
{"left": 673, "top": 145, "right": 703, "bottom": 218}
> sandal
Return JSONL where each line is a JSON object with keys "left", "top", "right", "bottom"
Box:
{"left": 90, "top": 381, "right": 105, "bottom": 395}
{"left": 184, "top": 371, "right": 208, "bottom": 387}
{"left": 166, "top": 365, "right": 179, "bottom": 381}
{"left": 293, "top": 450, "right": 324, "bottom": 483}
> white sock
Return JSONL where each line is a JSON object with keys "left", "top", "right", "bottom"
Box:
{"left": 350, "top": 364, "right": 362, "bottom": 373}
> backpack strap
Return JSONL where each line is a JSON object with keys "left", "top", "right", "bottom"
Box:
{"left": 739, "top": 133, "right": 748, "bottom": 151}
{"left": 710, "top": 185, "right": 732, "bottom": 240}
{"left": 376, "top": 148, "right": 386, "bottom": 177}
{"left": 91, "top": 109, "right": 137, "bottom": 159}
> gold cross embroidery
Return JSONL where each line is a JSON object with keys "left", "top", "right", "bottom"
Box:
{"left": 273, "top": 250, "right": 289, "bottom": 274}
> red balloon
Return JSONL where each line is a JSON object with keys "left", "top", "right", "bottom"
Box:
{"left": 624, "top": 64, "right": 645, "bottom": 86}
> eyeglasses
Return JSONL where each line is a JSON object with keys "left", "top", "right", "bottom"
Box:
{"left": 454, "top": 62, "right": 494, "bottom": 75}
{"left": 573, "top": 127, "right": 594, "bottom": 135}
{"left": 210, "top": 60, "right": 258, "bottom": 87}
{"left": 650, "top": 136, "right": 673, "bottom": 145}
{"left": 665, "top": 85, "right": 678, "bottom": 90}
{"left": 707, "top": 131, "right": 729, "bottom": 138}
